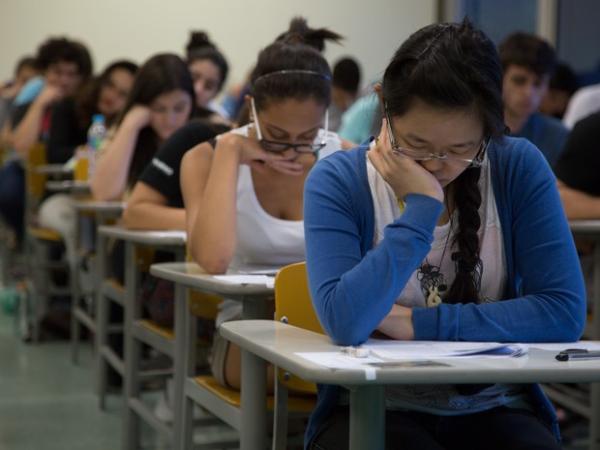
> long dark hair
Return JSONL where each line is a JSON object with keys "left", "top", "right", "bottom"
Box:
{"left": 119, "top": 53, "right": 195, "bottom": 187}
{"left": 249, "top": 17, "right": 342, "bottom": 112}
{"left": 75, "top": 60, "right": 138, "bottom": 129}
{"left": 382, "top": 20, "right": 505, "bottom": 304}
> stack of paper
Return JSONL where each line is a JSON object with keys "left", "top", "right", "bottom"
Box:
{"left": 362, "top": 340, "right": 528, "bottom": 360}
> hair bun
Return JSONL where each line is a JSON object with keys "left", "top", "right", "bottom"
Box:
{"left": 186, "top": 31, "right": 215, "bottom": 54}
{"left": 288, "top": 17, "right": 310, "bottom": 36}
{"left": 277, "top": 16, "right": 343, "bottom": 53}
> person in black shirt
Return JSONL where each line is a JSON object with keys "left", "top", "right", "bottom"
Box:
{"left": 555, "top": 111, "right": 600, "bottom": 219}
{"left": 0, "top": 38, "right": 91, "bottom": 244}
{"left": 122, "top": 119, "right": 229, "bottom": 230}
{"left": 47, "top": 60, "right": 137, "bottom": 164}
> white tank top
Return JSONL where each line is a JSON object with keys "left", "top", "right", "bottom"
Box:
{"left": 216, "top": 124, "right": 342, "bottom": 324}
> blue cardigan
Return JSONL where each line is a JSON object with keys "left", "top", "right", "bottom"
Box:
{"left": 303, "top": 136, "right": 586, "bottom": 446}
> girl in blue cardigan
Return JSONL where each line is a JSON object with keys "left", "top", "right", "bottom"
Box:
{"left": 304, "top": 20, "right": 586, "bottom": 450}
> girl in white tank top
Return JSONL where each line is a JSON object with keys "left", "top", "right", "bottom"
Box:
{"left": 180, "top": 20, "right": 349, "bottom": 388}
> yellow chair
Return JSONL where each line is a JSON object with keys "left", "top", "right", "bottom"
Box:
{"left": 25, "top": 142, "right": 48, "bottom": 206}
{"left": 272, "top": 262, "right": 322, "bottom": 449}
{"left": 178, "top": 263, "right": 319, "bottom": 450}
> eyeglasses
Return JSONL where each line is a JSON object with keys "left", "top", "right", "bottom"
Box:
{"left": 250, "top": 98, "right": 328, "bottom": 154}
{"left": 384, "top": 106, "right": 488, "bottom": 168}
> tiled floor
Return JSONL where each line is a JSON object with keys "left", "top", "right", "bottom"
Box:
{"left": 0, "top": 300, "right": 236, "bottom": 450}
{"left": 0, "top": 309, "right": 129, "bottom": 450}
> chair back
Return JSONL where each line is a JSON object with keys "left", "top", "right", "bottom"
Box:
{"left": 274, "top": 262, "right": 323, "bottom": 394}
{"left": 25, "top": 142, "right": 48, "bottom": 206}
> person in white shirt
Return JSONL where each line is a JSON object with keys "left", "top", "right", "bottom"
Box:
{"left": 181, "top": 17, "right": 351, "bottom": 390}
{"left": 562, "top": 82, "right": 600, "bottom": 129}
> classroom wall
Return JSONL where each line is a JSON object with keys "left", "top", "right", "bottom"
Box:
{"left": 0, "top": 0, "right": 437, "bottom": 92}
{"left": 557, "top": 0, "right": 600, "bottom": 74}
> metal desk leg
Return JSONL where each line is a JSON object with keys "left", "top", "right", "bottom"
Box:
{"left": 241, "top": 350, "right": 267, "bottom": 450}
{"left": 123, "top": 241, "right": 142, "bottom": 450}
{"left": 95, "top": 230, "right": 109, "bottom": 409}
{"left": 349, "top": 385, "right": 385, "bottom": 450}
{"left": 240, "top": 297, "right": 270, "bottom": 450}
{"left": 172, "top": 282, "right": 186, "bottom": 450}
{"left": 70, "top": 213, "right": 82, "bottom": 363}
{"left": 181, "top": 287, "right": 197, "bottom": 450}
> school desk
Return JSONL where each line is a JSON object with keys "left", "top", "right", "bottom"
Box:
{"left": 69, "top": 201, "right": 124, "bottom": 363}
{"left": 150, "top": 261, "right": 274, "bottom": 450}
{"left": 221, "top": 320, "right": 600, "bottom": 450}
{"left": 96, "top": 226, "right": 186, "bottom": 450}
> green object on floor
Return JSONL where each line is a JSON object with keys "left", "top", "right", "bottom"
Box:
{"left": 0, "top": 287, "right": 19, "bottom": 314}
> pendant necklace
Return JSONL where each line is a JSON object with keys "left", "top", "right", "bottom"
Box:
{"left": 418, "top": 210, "right": 453, "bottom": 308}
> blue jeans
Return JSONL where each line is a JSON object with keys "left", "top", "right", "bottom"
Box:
{"left": 0, "top": 161, "right": 25, "bottom": 242}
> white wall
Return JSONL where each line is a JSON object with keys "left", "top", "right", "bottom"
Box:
{"left": 0, "top": 0, "right": 436, "bottom": 91}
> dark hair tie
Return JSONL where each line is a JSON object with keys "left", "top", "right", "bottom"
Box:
{"left": 253, "top": 69, "right": 331, "bottom": 86}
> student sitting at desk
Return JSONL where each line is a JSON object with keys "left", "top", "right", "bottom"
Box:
{"left": 47, "top": 60, "right": 138, "bottom": 164}
{"left": 304, "top": 20, "right": 586, "bottom": 450}
{"left": 122, "top": 119, "right": 229, "bottom": 231}
{"left": 185, "top": 31, "right": 230, "bottom": 123}
{"left": 0, "top": 38, "right": 92, "bottom": 246}
{"left": 91, "top": 54, "right": 195, "bottom": 201}
{"left": 181, "top": 17, "right": 349, "bottom": 390}
{"left": 499, "top": 32, "right": 569, "bottom": 168}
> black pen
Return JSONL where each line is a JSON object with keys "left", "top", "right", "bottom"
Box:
{"left": 555, "top": 349, "right": 600, "bottom": 361}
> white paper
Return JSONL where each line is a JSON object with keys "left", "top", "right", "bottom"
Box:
{"left": 361, "top": 339, "right": 528, "bottom": 360}
{"left": 213, "top": 275, "right": 274, "bottom": 287}
{"left": 237, "top": 267, "right": 280, "bottom": 276}
{"left": 296, "top": 351, "right": 384, "bottom": 370}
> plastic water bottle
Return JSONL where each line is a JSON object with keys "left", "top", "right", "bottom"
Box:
{"left": 85, "top": 114, "right": 106, "bottom": 179}
{"left": 88, "top": 114, "right": 106, "bottom": 151}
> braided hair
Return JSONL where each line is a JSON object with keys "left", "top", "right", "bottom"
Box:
{"left": 382, "top": 19, "right": 506, "bottom": 304}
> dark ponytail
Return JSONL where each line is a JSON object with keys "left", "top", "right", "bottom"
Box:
{"left": 382, "top": 19, "right": 506, "bottom": 304}
{"left": 250, "top": 17, "right": 342, "bottom": 111}
{"left": 276, "top": 17, "right": 343, "bottom": 53}
{"left": 186, "top": 31, "right": 229, "bottom": 91}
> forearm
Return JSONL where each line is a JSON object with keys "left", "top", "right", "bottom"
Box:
{"left": 558, "top": 184, "right": 600, "bottom": 219}
{"left": 0, "top": 122, "right": 13, "bottom": 148}
{"left": 377, "top": 304, "right": 414, "bottom": 340}
{"left": 123, "top": 202, "right": 185, "bottom": 231}
{"left": 413, "top": 290, "right": 585, "bottom": 342}
{"left": 90, "top": 124, "right": 138, "bottom": 200}
{"left": 190, "top": 142, "right": 240, "bottom": 273}
{"left": 13, "top": 101, "right": 45, "bottom": 155}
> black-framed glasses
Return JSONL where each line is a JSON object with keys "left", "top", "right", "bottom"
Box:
{"left": 384, "top": 105, "right": 489, "bottom": 168}
{"left": 250, "top": 98, "right": 328, "bottom": 154}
